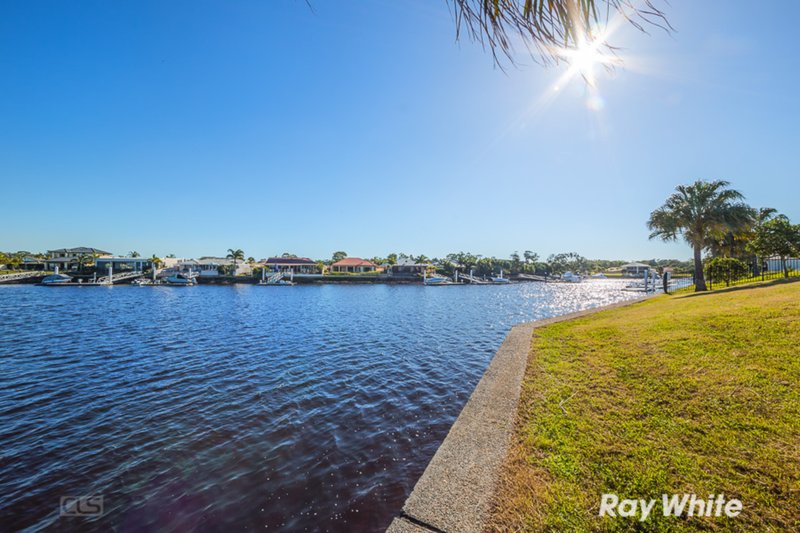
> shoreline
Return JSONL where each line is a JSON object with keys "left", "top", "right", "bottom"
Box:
{"left": 387, "top": 296, "right": 652, "bottom": 533}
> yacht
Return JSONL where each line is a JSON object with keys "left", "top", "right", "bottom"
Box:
{"left": 424, "top": 276, "right": 453, "bottom": 286}
{"left": 423, "top": 271, "right": 453, "bottom": 285}
{"left": 561, "top": 271, "right": 583, "bottom": 283}
{"left": 164, "top": 273, "right": 197, "bottom": 286}
{"left": 40, "top": 273, "right": 73, "bottom": 285}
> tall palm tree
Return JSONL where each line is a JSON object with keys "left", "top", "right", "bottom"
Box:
{"left": 648, "top": 180, "right": 755, "bottom": 291}
{"left": 226, "top": 248, "right": 245, "bottom": 276}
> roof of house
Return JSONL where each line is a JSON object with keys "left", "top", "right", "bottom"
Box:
{"left": 47, "top": 247, "right": 112, "bottom": 255}
{"left": 265, "top": 257, "right": 316, "bottom": 265}
{"left": 332, "top": 257, "right": 378, "bottom": 267}
{"left": 96, "top": 256, "right": 152, "bottom": 263}
{"left": 395, "top": 257, "right": 432, "bottom": 267}
{"left": 181, "top": 258, "right": 234, "bottom": 266}
{"left": 621, "top": 262, "right": 650, "bottom": 268}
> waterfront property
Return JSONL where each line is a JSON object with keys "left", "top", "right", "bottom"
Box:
{"left": 95, "top": 257, "right": 152, "bottom": 273}
{"left": 620, "top": 261, "right": 650, "bottom": 277}
{"left": 172, "top": 257, "right": 251, "bottom": 277}
{"left": 263, "top": 256, "right": 320, "bottom": 274}
{"left": 389, "top": 258, "right": 434, "bottom": 278}
{"left": 44, "top": 247, "right": 112, "bottom": 271}
{"left": 330, "top": 257, "right": 380, "bottom": 273}
{"left": 19, "top": 256, "right": 46, "bottom": 271}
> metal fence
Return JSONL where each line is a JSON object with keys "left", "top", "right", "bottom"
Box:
{"left": 670, "top": 264, "right": 800, "bottom": 293}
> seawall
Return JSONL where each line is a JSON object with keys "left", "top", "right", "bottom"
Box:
{"left": 387, "top": 296, "right": 651, "bottom": 532}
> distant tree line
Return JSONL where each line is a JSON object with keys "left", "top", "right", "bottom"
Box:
{"left": 0, "top": 247, "right": 695, "bottom": 278}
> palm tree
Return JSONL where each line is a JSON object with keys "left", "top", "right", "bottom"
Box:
{"left": 648, "top": 180, "right": 755, "bottom": 291}
{"left": 129, "top": 251, "right": 140, "bottom": 258}
{"left": 226, "top": 248, "right": 245, "bottom": 276}
{"left": 75, "top": 253, "right": 90, "bottom": 272}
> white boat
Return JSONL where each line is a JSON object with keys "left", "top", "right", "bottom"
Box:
{"left": 424, "top": 276, "right": 453, "bottom": 286}
{"left": 423, "top": 271, "right": 453, "bottom": 285}
{"left": 490, "top": 269, "right": 510, "bottom": 284}
{"left": 591, "top": 273, "right": 607, "bottom": 279}
{"left": 41, "top": 274, "right": 73, "bottom": 285}
{"left": 164, "top": 273, "right": 197, "bottom": 286}
{"left": 562, "top": 271, "right": 583, "bottom": 283}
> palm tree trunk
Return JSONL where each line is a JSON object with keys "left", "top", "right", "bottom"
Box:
{"left": 693, "top": 243, "right": 707, "bottom": 291}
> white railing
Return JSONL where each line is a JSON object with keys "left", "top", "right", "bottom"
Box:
{"left": 0, "top": 271, "right": 47, "bottom": 283}
{"left": 96, "top": 271, "right": 145, "bottom": 284}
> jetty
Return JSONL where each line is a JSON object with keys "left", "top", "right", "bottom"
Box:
{"left": 96, "top": 271, "right": 145, "bottom": 284}
{"left": 457, "top": 272, "right": 490, "bottom": 285}
{"left": 513, "top": 273, "right": 549, "bottom": 282}
{"left": 0, "top": 271, "right": 48, "bottom": 284}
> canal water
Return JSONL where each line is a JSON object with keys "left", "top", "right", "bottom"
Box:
{"left": 0, "top": 281, "right": 639, "bottom": 531}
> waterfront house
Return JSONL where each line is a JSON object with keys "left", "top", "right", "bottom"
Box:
{"left": 331, "top": 258, "right": 380, "bottom": 273}
{"left": 95, "top": 257, "right": 152, "bottom": 273}
{"left": 264, "top": 257, "right": 320, "bottom": 274}
{"left": 44, "top": 247, "right": 112, "bottom": 271}
{"left": 177, "top": 257, "right": 251, "bottom": 277}
{"left": 389, "top": 258, "right": 433, "bottom": 278}
{"left": 20, "top": 256, "right": 46, "bottom": 271}
{"left": 621, "top": 262, "right": 650, "bottom": 277}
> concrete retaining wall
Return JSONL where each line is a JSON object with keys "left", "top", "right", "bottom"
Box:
{"left": 387, "top": 297, "right": 651, "bottom": 532}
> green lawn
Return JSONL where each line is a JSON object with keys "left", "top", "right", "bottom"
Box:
{"left": 489, "top": 280, "right": 800, "bottom": 531}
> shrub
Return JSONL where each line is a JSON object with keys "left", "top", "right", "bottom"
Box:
{"left": 705, "top": 257, "right": 750, "bottom": 287}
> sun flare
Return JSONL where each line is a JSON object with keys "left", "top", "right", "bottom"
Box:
{"left": 560, "top": 39, "right": 618, "bottom": 87}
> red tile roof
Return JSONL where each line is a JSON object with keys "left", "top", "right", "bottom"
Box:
{"left": 332, "top": 257, "right": 378, "bottom": 267}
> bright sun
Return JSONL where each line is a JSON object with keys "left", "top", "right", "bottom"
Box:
{"left": 560, "top": 40, "right": 615, "bottom": 86}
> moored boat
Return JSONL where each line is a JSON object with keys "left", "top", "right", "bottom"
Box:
{"left": 424, "top": 276, "right": 453, "bottom": 286}
{"left": 40, "top": 274, "right": 73, "bottom": 285}
{"left": 164, "top": 273, "right": 197, "bottom": 286}
{"left": 490, "top": 269, "right": 510, "bottom": 284}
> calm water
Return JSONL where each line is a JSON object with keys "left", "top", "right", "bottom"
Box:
{"left": 0, "top": 281, "right": 638, "bottom": 531}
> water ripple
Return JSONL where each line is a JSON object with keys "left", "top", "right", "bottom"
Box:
{"left": 0, "top": 280, "right": 638, "bottom": 531}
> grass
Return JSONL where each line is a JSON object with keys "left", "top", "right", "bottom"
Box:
{"left": 488, "top": 280, "right": 800, "bottom": 532}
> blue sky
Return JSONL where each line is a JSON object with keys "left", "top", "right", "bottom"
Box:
{"left": 1, "top": 1, "right": 798, "bottom": 261}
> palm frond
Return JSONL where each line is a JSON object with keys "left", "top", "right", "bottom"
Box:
{"left": 450, "top": 0, "right": 671, "bottom": 66}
